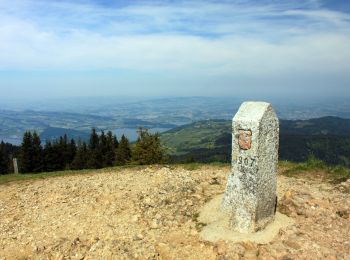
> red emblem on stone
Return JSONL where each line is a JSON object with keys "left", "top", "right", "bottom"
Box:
{"left": 238, "top": 130, "right": 252, "bottom": 150}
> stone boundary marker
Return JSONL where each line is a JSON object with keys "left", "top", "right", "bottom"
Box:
{"left": 222, "top": 101, "right": 279, "bottom": 233}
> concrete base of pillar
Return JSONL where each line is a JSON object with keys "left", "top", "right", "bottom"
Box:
{"left": 199, "top": 195, "right": 294, "bottom": 243}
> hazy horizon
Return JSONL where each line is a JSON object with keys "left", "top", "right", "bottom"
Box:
{"left": 0, "top": 95, "right": 349, "bottom": 112}
{"left": 1, "top": 0, "right": 350, "bottom": 100}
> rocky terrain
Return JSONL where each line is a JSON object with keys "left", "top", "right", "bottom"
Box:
{"left": 0, "top": 165, "right": 349, "bottom": 259}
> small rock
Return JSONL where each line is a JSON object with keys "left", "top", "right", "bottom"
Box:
{"left": 89, "top": 241, "right": 103, "bottom": 252}
{"left": 214, "top": 240, "right": 228, "bottom": 255}
{"left": 284, "top": 239, "right": 301, "bottom": 250}
{"left": 151, "top": 219, "right": 159, "bottom": 229}
{"left": 156, "top": 243, "right": 171, "bottom": 259}
{"left": 244, "top": 249, "right": 258, "bottom": 260}
{"left": 144, "top": 197, "right": 154, "bottom": 207}
{"left": 336, "top": 209, "right": 349, "bottom": 219}
{"left": 240, "top": 241, "right": 257, "bottom": 250}
{"left": 186, "top": 200, "right": 193, "bottom": 206}
{"left": 229, "top": 243, "right": 246, "bottom": 256}
{"left": 190, "top": 229, "right": 198, "bottom": 236}
{"left": 133, "top": 234, "right": 144, "bottom": 241}
{"left": 131, "top": 215, "right": 139, "bottom": 222}
{"left": 336, "top": 179, "right": 350, "bottom": 193}
{"left": 74, "top": 253, "right": 84, "bottom": 260}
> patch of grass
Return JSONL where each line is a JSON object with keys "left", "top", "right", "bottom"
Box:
{"left": 191, "top": 211, "right": 207, "bottom": 231}
{"left": 182, "top": 163, "right": 202, "bottom": 171}
{"left": 0, "top": 165, "right": 143, "bottom": 186}
{"left": 192, "top": 212, "right": 200, "bottom": 222}
{"left": 209, "top": 162, "right": 230, "bottom": 168}
{"left": 195, "top": 222, "right": 207, "bottom": 231}
{"left": 0, "top": 169, "right": 93, "bottom": 185}
{"left": 280, "top": 158, "right": 350, "bottom": 183}
{"left": 328, "top": 166, "right": 350, "bottom": 184}
{"left": 178, "top": 161, "right": 229, "bottom": 171}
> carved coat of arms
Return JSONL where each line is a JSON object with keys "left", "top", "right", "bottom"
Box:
{"left": 238, "top": 129, "right": 252, "bottom": 150}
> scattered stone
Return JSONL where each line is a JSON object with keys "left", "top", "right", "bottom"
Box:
{"left": 131, "top": 215, "right": 139, "bottom": 223}
{"left": 133, "top": 234, "right": 144, "bottom": 241}
{"left": 279, "top": 191, "right": 299, "bottom": 217}
{"left": 336, "top": 209, "right": 349, "bottom": 219}
{"left": 150, "top": 219, "right": 159, "bottom": 229}
{"left": 336, "top": 179, "right": 350, "bottom": 193}
{"left": 0, "top": 165, "right": 348, "bottom": 259}
{"left": 213, "top": 240, "right": 228, "bottom": 255}
{"left": 243, "top": 249, "right": 258, "bottom": 260}
{"left": 283, "top": 239, "right": 301, "bottom": 250}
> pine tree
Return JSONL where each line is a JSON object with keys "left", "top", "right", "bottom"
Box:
{"left": 43, "top": 135, "right": 77, "bottom": 171}
{"left": 115, "top": 134, "right": 131, "bottom": 165}
{"left": 132, "top": 128, "right": 165, "bottom": 165}
{"left": 113, "top": 133, "right": 119, "bottom": 149}
{"left": 0, "top": 141, "right": 9, "bottom": 175}
{"left": 99, "top": 131, "right": 108, "bottom": 167}
{"left": 59, "top": 135, "right": 69, "bottom": 168}
{"left": 67, "top": 139, "right": 77, "bottom": 168}
{"left": 31, "top": 131, "right": 43, "bottom": 172}
{"left": 88, "top": 128, "right": 102, "bottom": 169}
{"left": 104, "top": 131, "right": 116, "bottom": 167}
{"left": 44, "top": 141, "right": 54, "bottom": 171}
{"left": 71, "top": 141, "right": 89, "bottom": 170}
{"left": 43, "top": 140, "right": 62, "bottom": 172}
{"left": 20, "top": 131, "right": 33, "bottom": 173}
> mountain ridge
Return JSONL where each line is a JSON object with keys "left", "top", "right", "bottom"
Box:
{"left": 161, "top": 116, "right": 350, "bottom": 166}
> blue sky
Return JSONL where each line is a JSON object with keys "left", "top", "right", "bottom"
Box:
{"left": 0, "top": 0, "right": 350, "bottom": 99}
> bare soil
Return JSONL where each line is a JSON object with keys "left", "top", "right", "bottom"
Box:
{"left": 0, "top": 165, "right": 349, "bottom": 259}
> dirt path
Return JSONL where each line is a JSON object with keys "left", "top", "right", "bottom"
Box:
{"left": 0, "top": 165, "right": 349, "bottom": 259}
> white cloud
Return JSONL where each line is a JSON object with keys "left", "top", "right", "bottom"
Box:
{"left": 0, "top": 0, "right": 350, "bottom": 84}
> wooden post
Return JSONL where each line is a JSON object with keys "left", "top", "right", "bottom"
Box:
{"left": 13, "top": 158, "right": 19, "bottom": 174}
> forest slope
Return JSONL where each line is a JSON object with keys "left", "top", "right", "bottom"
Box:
{"left": 161, "top": 117, "right": 350, "bottom": 166}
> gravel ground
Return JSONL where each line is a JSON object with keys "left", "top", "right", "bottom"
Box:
{"left": 0, "top": 165, "right": 349, "bottom": 259}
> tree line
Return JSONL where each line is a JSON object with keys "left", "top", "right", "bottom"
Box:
{"left": 0, "top": 141, "right": 19, "bottom": 174}
{"left": 0, "top": 128, "right": 167, "bottom": 175}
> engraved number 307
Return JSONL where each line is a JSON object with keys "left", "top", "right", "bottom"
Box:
{"left": 238, "top": 156, "right": 256, "bottom": 167}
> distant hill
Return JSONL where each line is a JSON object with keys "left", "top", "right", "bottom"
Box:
{"left": 280, "top": 116, "right": 350, "bottom": 136}
{"left": 161, "top": 117, "right": 350, "bottom": 167}
{"left": 1, "top": 97, "right": 349, "bottom": 145}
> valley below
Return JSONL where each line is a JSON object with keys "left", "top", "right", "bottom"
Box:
{"left": 1, "top": 96, "right": 349, "bottom": 145}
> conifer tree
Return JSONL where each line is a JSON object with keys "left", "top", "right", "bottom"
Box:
{"left": 44, "top": 140, "right": 54, "bottom": 171}
{"left": 19, "top": 131, "right": 33, "bottom": 173}
{"left": 67, "top": 139, "right": 77, "bottom": 168}
{"left": 104, "top": 131, "right": 116, "bottom": 167}
{"left": 0, "top": 141, "right": 9, "bottom": 175}
{"left": 71, "top": 141, "right": 89, "bottom": 170}
{"left": 112, "top": 133, "right": 119, "bottom": 149}
{"left": 59, "top": 135, "right": 69, "bottom": 168}
{"left": 43, "top": 135, "right": 77, "bottom": 171}
{"left": 99, "top": 131, "right": 108, "bottom": 167}
{"left": 115, "top": 134, "right": 131, "bottom": 165}
{"left": 31, "top": 131, "right": 43, "bottom": 172}
{"left": 132, "top": 128, "right": 165, "bottom": 165}
{"left": 43, "top": 140, "right": 62, "bottom": 172}
{"left": 88, "top": 128, "right": 102, "bottom": 169}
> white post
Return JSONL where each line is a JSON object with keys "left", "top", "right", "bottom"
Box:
{"left": 222, "top": 102, "right": 279, "bottom": 233}
{"left": 13, "top": 158, "right": 19, "bottom": 174}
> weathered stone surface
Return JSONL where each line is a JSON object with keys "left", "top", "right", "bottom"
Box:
{"left": 222, "top": 101, "right": 279, "bottom": 233}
